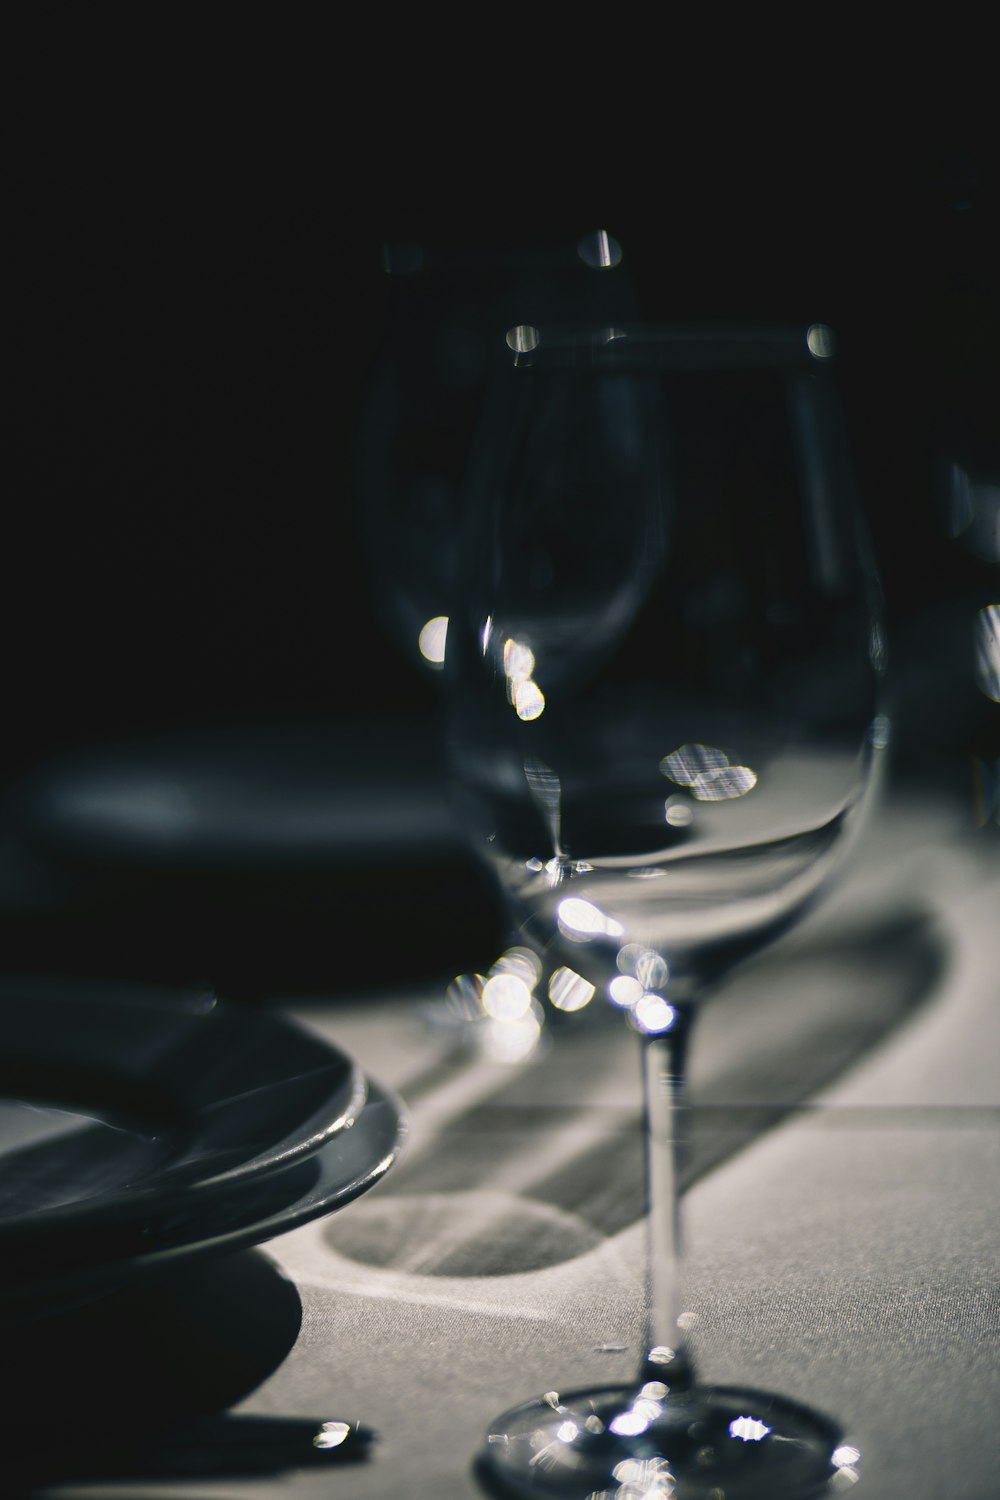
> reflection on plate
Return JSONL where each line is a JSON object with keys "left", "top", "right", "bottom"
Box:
{"left": 3, "top": 1078, "right": 406, "bottom": 1322}
{"left": 0, "top": 976, "right": 367, "bottom": 1249}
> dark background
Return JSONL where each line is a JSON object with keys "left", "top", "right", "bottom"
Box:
{"left": 4, "top": 119, "right": 999, "bottom": 997}
{"left": 8, "top": 146, "right": 998, "bottom": 768}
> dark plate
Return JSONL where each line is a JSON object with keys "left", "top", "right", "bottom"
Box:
{"left": 0, "top": 977, "right": 366, "bottom": 1248}
{"left": 2, "top": 1077, "right": 406, "bottom": 1321}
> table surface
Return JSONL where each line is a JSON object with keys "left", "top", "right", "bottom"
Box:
{"left": 33, "top": 778, "right": 1000, "bottom": 1500}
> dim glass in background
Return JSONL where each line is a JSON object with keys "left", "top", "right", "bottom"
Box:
{"left": 356, "top": 233, "right": 636, "bottom": 676}
{"left": 357, "top": 235, "right": 637, "bottom": 1046}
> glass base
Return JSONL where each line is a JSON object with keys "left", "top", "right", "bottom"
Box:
{"left": 478, "top": 1383, "right": 856, "bottom": 1499}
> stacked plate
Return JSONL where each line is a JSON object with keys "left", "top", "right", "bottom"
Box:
{"left": 0, "top": 977, "right": 406, "bottom": 1321}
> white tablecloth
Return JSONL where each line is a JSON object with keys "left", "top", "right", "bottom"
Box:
{"left": 48, "top": 779, "right": 1000, "bottom": 1500}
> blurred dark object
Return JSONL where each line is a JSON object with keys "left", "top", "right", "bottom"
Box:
{"left": 0, "top": 718, "right": 504, "bottom": 995}
{"left": 0, "top": 1247, "right": 375, "bottom": 1492}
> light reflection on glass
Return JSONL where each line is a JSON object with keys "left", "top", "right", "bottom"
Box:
{"left": 974, "top": 604, "right": 1000, "bottom": 702}
{"left": 664, "top": 797, "right": 694, "bottom": 827}
{"left": 609, "top": 1407, "right": 652, "bottom": 1437}
{"left": 806, "top": 323, "right": 836, "bottom": 360}
{"left": 442, "top": 951, "right": 546, "bottom": 1060}
{"left": 617, "top": 947, "right": 669, "bottom": 990}
{"left": 869, "top": 619, "right": 888, "bottom": 673}
{"left": 524, "top": 759, "right": 561, "bottom": 849}
{"left": 504, "top": 638, "right": 536, "bottom": 683}
{"left": 659, "top": 744, "right": 730, "bottom": 785}
{"left": 646, "top": 1345, "right": 676, "bottom": 1366}
{"left": 417, "top": 614, "right": 448, "bottom": 667}
{"left": 868, "top": 713, "right": 891, "bottom": 749}
{"left": 481, "top": 1001, "right": 543, "bottom": 1063}
{"left": 482, "top": 971, "right": 533, "bottom": 1021}
{"left": 690, "top": 765, "right": 758, "bottom": 801}
{"left": 633, "top": 1397, "right": 664, "bottom": 1423}
{"left": 548, "top": 966, "right": 596, "bottom": 1012}
{"left": 493, "top": 945, "right": 542, "bottom": 989}
{"left": 557, "top": 897, "right": 624, "bottom": 941}
{"left": 514, "top": 680, "right": 546, "bottom": 721}
{"left": 506, "top": 324, "right": 540, "bottom": 355}
{"left": 577, "top": 229, "right": 624, "bottom": 269}
{"left": 608, "top": 974, "right": 644, "bottom": 1007}
{"left": 729, "top": 1415, "right": 771, "bottom": 1442}
{"left": 632, "top": 994, "right": 676, "bottom": 1034}
{"left": 312, "top": 1420, "right": 352, "bottom": 1449}
{"left": 444, "top": 971, "right": 487, "bottom": 1021}
{"left": 832, "top": 1445, "right": 861, "bottom": 1468}
{"left": 611, "top": 1455, "right": 675, "bottom": 1492}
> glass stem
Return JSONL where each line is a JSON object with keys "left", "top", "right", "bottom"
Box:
{"left": 639, "top": 1011, "right": 695, "bottom": 1390}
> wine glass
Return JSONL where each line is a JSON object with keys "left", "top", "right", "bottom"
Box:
{"left": 357, "top": 235, "right": 638, "bottom": 1047}
{"left": 445, "top": 323, "right": 888, "bottom": 1497}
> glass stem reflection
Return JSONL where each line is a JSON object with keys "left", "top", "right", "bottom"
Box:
{"left": 640, "top": 1012, "right": 694, "bottom": 1390}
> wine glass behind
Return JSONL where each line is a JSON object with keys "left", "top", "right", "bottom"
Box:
{"left": 356, "top": 234, "right": 637, "bottom": 677}
{"left": 356, "top": 237, "right": 640, "bottom": 1046}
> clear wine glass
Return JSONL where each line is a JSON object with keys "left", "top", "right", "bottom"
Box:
{"left": 445, "top": 322, "right": 888, "bottom": 1497}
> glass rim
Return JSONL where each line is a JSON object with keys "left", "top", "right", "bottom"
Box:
{"left": 501, "top": 320, "right": 839, "bottom": 369}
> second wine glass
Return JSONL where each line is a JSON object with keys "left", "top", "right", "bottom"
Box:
{"left": 446, "top": 323, "right": 888, "bottom": 1498}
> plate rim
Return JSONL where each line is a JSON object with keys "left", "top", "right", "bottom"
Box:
{"left": 0, "top": 982, "right": 368, "bottom": 1240}
{"left": 0, "top": 1076, "right": 407, "bottom": 1315}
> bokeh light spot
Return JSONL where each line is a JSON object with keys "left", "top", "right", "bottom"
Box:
{"left": 608, "top": 974, "right": 644, "bottom": 1007}
{"left": 557, "top": 897, "right": 624, "bottom": 940}
{"left": 729, "top": 1416, "right": 771, "bottom": 1442}
{"left": 664, "top": 797, "right": 694, "bottom": 827}
{"left": 313, "top": 1421, "right": 352, "bottom": 1449}
{"left": 806, "top": 323, "right": 836, "bottom": 360}
{"left": 548, "top": 967, "right": 596, "bottom": 1012}
{"left": 514, "top": 680, "right": 545, "bottom": 721}
{"left": 577, "top": 229, "right": 623, "bottom": 268}
{"left": 504, "top": 638, "right": 536, "bottom": 682}
{"left": 417, "top": 615, "right": 448, "bottom": 667}
{"left": 632, "top": 993, "right": 677, "bottom": 1034}
{"left": 482, "top": 972, "right": 532, "bottom": 1021}
{"left": 660, "top": 744, "right": 730, "bottom": 785}
{"left": 506, "top": 324, "right": 540, "bottom": 354}
{"left": 690, "top": 765, "right": 757, "bottom": 801}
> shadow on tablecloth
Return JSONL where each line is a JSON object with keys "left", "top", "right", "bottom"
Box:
{"left": 323, "top": 905, "right": 947, "bottom": 1276}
